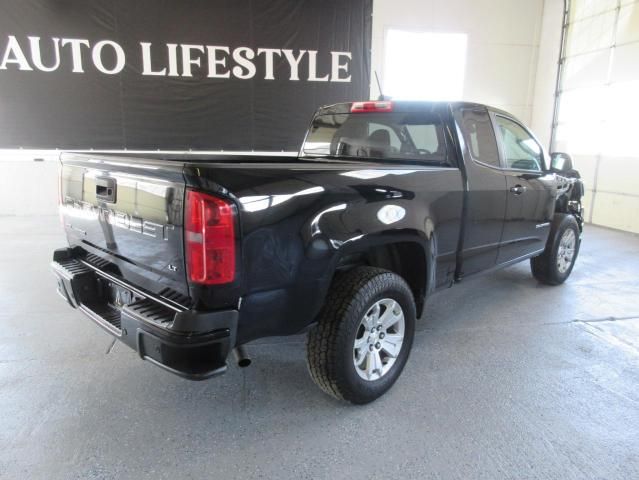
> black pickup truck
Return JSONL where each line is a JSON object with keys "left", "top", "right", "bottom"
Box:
{"left": 52, "top": 100, "right": 584, "bottom": 403}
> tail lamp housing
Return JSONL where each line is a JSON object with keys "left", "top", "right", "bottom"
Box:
{"left": 185, "top": 189, "right": 236, "bottom": 285}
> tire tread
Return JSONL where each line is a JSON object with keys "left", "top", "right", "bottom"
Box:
{"left": 306, "top": 267, "right": 414, "bottom": 403}
{"left": 531, "top": 213, "right": 580, "bottom": 285}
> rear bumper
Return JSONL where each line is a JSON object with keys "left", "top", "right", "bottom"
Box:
{"left": 51, "top": 248, "right": 238, "bottom": 380}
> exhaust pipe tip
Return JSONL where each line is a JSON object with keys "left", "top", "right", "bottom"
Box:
{"left": 232, "top": 346, "right": 251, "bottom": 368}
{"left": 237, "top": 357, "right": 252, "bottom": 368}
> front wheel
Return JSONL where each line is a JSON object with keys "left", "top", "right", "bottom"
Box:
{"left": 306, "top": 267, "right": 416, "bottom": 404}
{"left": 531, "top": 214, "right": 581, "bottom": 285}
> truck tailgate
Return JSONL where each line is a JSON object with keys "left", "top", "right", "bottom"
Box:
{"left": 59, "top": 152, "right": 188, "bottom": 298}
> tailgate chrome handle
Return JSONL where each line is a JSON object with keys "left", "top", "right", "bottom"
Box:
{"left": 96, "top": 177, "right": 117, "bottom": 203}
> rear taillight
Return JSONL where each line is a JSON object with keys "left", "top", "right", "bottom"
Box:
{"left": 185, "top": 189, "right": 236, "bottom": 285}
{"left": 350, "top": 101, "right": 393, "bottom": 113}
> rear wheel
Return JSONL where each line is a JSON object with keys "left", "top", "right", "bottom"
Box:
{"left": 531, "top": 214, "right": 580, "bottom": 285}
{"left": 306, "top": 267, "right": 416, "bottom": 404}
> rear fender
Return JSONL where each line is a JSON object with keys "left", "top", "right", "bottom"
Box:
{"left": 319, "top": 229, "right": 435, "bottom": 322}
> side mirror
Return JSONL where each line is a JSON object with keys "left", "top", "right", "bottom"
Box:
{"left": 550, "top": 152, "right": 573, "bottom": 172}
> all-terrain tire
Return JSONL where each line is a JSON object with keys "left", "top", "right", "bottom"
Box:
{"left": 531, "top": 213, "right": 580, "bottom": 285}
{"left": 306, "top": 267, "right": 416, "bottom": 404}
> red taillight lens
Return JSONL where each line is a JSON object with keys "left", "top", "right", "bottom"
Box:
{"left": 185, "top": 190, "right": 236, "bottom": 285}
{"left": 350, "top": 101, "right": 393, "bottom": 113}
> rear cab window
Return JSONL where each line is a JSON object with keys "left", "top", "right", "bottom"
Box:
{"left": 302, "top": 107, "right": 450, "bottom": 165}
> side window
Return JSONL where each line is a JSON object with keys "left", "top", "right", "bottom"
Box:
{"left": 460, "top": 108, "right": 500, "bottom": 167}
{"left": 367, "top": 123, "right": 402, "bottom": 151}
{"left": 495, "top": 116, "right": 542, "bottom": 172}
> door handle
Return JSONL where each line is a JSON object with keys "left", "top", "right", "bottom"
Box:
{"left": 509, "top": 185, "right": 526, "bottom": 195}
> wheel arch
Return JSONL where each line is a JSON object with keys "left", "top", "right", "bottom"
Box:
{"left": 329, "top": 232, "right": 433, "bottom": 318}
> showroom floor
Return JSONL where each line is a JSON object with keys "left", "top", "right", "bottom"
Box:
{"left": 1, "top": 216, "right": 638, "bottom": 479}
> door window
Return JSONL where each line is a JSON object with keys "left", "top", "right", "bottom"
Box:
{"left": 460, "top": 109, "right": 500, "bottom": 167}
{"left": 495, "top": 116, "right": 543, "bottom": 172}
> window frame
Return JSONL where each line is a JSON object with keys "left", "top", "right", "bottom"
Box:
{"left": 490, "top": 113, "right": 547, "bottom": 174}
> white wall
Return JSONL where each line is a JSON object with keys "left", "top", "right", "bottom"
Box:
{"left": 371, "top": 0, "right": 545, "bottom": 124}
{"left": 0, "top": 151, "right": 59, "bottom": 216}
{"left": 530, "top": 0, "right": 565, "bottom": 149}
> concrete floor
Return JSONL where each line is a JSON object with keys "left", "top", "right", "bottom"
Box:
{"left": 1, "top": 216, "right": 638, "bottom": 480}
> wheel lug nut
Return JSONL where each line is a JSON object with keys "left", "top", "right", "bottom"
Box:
{"left": 379, "top": 333, "right": 385, "bottom": 339}
{"left": 377, "top": 325, "right": 382, "bottom": 331}
{"left": 375, "top": 342, "right": 381, "bottom": 349}
{"left": 369, "top": 345, "right": 374, "bottom": 351}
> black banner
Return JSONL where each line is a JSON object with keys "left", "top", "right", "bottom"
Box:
{"left": 0, "top": 0, "right": 371, "bottom": 150}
